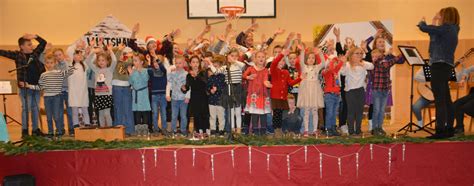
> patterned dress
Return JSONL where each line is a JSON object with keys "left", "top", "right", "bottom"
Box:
{"left": 243, "top": 66, "right": 271, "bottom": 114}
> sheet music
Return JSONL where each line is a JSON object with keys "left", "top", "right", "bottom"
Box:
{"left": 400, "top": 47, "right": 425, "bottom": 65}
{"left": 0, "top": 81, "right": 13, "bottom": 94}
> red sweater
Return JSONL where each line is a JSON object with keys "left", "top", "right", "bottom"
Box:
{"left": 270, "top": 54, "right": 302, "bottom": 100}
{"left": 321, "top": 57, "right": 344, "bottom": 93}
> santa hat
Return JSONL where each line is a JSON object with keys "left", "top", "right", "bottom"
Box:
{"left": 122, "top": 47, "right": 133, "bottom": 54}
{"left": 145, "top": 36, "right": 157, "bottom": 45}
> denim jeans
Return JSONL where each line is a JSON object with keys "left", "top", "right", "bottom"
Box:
{"left": 19, "top": 88, "right": 40, "bottom": 131}
{"left": 61, "top": 91, "right": 73, "bottom": 132}
{"left": 112, "top": 86, "right": 134, "bottom": 134}
{"left": 412, "top": 97, "right": 433, "bottom": 122}
{"left": 44, "top": 95, "right": 63, "bottom": 135}
{"left": 171, "top": 100, "right": 188, "bottom": 134}
{"left": 372, "top": 90, "right": 389, "bottom": 129}
{"left": 266, "top": 113, "right": 274, "bottom": 133}
{"left": 324, "top": 93, "right": 340, "bottom": 130}
{"left": 151, "top": 94, "right": 167, "bottom": 131}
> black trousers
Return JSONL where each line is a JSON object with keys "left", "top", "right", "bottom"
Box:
{"left": 272, "top": 109, "right": 283, "bottom": 129}
{"left": 193, "top": 114, "right": 209, "bottom": 132}
{"left": 454, "top": 88, "right": 474, "bottom": 129}
{"left": 368, "top": 104, "right": 373, "bottom": 120}
{"left": 345, "top": 88, "right": 365, "bottom": 134}
{"left": 88, "top": 88, "right": 100, "bottom": 125}
{"left": 134, "top": 111, "right": 150, "bottom": 126}
{"left": 251, "top": 114, "right": 267, "bottom": 130}
{"left": 339, "top": 75, "right": 348, "bottom": 127}
{"left": 430, "top": 63, "right": 455, "bottom": 133}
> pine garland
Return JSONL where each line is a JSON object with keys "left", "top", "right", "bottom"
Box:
{"left": 1, "top": 135, "right": 474, "bottom": 156}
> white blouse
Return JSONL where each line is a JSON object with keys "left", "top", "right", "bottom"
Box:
{"left": 340, "top": 61, "right": 374, "bottom": 91}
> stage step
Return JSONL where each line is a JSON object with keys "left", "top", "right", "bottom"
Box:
{"left": 74, "top": 126, "right": 125, "bottom": 142}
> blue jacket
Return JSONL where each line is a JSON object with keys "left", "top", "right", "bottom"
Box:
{"left": 418, "top": 21, "right": 459, "bottom": 66}
{"left": 207, "top": 73, "right": 226, "bottom": 106}
{"left": 148, "top": 64, "right": 167, "bottom": 95}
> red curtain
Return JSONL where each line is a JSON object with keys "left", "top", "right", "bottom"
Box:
{"left": 1, "top": 142, "right": 473, "bottom": 185}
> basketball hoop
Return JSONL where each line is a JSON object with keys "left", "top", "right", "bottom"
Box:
{"left": 220, "top": 6, "right": 245, "bottom": 22}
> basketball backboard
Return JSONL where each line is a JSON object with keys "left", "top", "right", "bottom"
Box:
{"left": 187, "top": 0, "right": 276, "bottom": 19}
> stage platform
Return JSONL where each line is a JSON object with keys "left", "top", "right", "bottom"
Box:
{"left": 1, "top": 142, "right": 474, "bottom": 185}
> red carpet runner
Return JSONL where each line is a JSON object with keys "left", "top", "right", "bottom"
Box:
{"left": 1, "top": 142, "right": 473, "bottom": 185}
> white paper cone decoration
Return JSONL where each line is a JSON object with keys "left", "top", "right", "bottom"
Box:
{"left": 154, "top": 149, "right": 157, "bottom": 167}
{"left": 248, "top": 146, "right": 252, "bottom": 174}
{"left": 231, "top": 149, "right": 235, "bottom": 168}
{"left": 211, "top": 154, "right": 215, "bottom": 181}
{"left": 192, "top": 148, "right": 196, "bottom": 167}
{"left": 370, "top": 144, "right": 373, "bottom": 160}
{"left": 388, "top": 148, "right": 392, "bottom": 174}
{"left": 356, "top": 153, "right": 359, "bottom": 178}
{"left": 174, "top": 151, "right": 178, "bottom": 176}
{"left": 304, "top": 146, "right": 308, "bottom": 163}
{"left": 287, "top": 155, "right": 291, "bottom": 180}
{"left": 266, "top": 154, "right": 270, "bottom": 171}
{"left": 338, "top": 158, "right": 342, "bottom": 176}
{"left": 319, "top": 153, "right": 323, "bottom": 179}
{"left": 141, "top": 153, "right": 146, "bottom": 181}
{"left": 402, "top": 144, "right": 406, "bottom": 162}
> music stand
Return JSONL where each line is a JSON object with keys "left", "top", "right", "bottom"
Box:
{"left": 397, "top": 46, "right": 433, "bottom": 135}
{"left": 0, "top": 80, "right": 21, "bottom": 126}
{"left": 416, "top": 63, "right": 458, "bottom": 132}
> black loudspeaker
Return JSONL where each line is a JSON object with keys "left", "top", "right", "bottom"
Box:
{"left": 3, "top": 174, "right": 35, "bottom": 186}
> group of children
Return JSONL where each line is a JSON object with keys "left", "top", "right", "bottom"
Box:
{"left": 1, "top": 23, "right": 404, "bottom": 139}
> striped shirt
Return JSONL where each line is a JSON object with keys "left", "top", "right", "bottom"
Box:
{"left": 210, "top": 61, "right": 246, "bottom": 84}
{"left": 39, "top": 69, "right": 73, "bottom": 97}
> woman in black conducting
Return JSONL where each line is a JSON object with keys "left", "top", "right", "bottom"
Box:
{"left": 418, "top": 7, "right": 460, "bottom": 139}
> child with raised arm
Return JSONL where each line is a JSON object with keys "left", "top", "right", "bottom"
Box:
{"left": 50, "top": 48, "right": 73, "bottom": 135}
{"left": 297, "top": 44, "right": 326, "bottom": 137}
{"left": 38, "top": 54, "right": 74, "bottom": 138}
{"left": 112, "top": 44, "right": 134, "bottom": 135}
{"left": 66, "top": 43, "right": 91, "bottom": 130}
{"left": 333, "top": 27, "right": 353, "bottom": 131}
{"left": 85, "top": 44, "right": 117, "bottom": 127}
{"left": 243, "top": 51, "right": 272, "bottom": 135}
{"left": 322, "top": 56, "right": 345, "bottom": 136}
{"left": 0, "top": 34, "right": 47, "bottom": 137}
{"left": 129, "top": 54, "right": 152, "bottom": 136}
{"left": 166, "top": 55, "right": 190, "bottom": 136}
{"left": 370, "top": 49, "right": 404, "bottom": 136}
{"left": 340, "top": 47, "right": 374, "bottom": 135}
{"left": 148, "top": 53, "right": 169, "bottom": 135}
{"left": 270, "top": 49, "right": 301, "bottom": 137}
